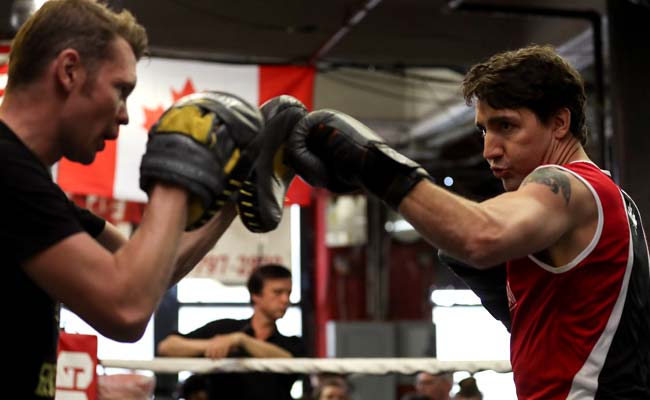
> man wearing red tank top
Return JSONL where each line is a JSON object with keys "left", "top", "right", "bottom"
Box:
{"left": 399, "top": 46, "right": 650, "bottom": 399}
{"left": 286, "top": 44, "right": 650, "bottom": 399}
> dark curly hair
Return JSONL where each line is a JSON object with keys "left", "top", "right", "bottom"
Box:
{"left": 462, "top": 45, "right": 588, "bottom": 145}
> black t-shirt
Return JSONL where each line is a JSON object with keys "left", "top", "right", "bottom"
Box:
{"left": 180, "top": 318, "right": 306, "bottom": 400}
{"left": 0, "top": 121, "right": 105, "bottom": 399}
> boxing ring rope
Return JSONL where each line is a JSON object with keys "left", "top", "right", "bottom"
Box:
{"left": 100, "top": 357, "right": 512, "bottom": 375}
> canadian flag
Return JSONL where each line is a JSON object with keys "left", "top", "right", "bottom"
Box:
{"left": 0, "top": 41, "right": 9, "bottom": 99}
{"left": 56, "top": 58, "right": 315, "bottom": 205}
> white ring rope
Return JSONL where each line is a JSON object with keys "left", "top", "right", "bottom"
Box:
{"left": 100, "top": 357, "right": 511, "bottom": 375}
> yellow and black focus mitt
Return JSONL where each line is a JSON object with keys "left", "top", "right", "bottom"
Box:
{"left": 140, "top": 91, "right": 264, "bottom": 230}
{"left": 236, "top": 95, "right": 308, "bottom": 233}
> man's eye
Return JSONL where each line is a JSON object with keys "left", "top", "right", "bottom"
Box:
{"left": 117, "top": 85, "right": 132, "bottom": 99}
{"left": 500, "top": 121, "right": 512, "bottom": 130}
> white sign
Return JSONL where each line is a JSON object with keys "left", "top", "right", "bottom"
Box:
{"left": 189, "top": 208, "right": 293, "bottom": 285}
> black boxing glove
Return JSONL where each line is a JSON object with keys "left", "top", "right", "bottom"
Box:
{"left": 287, "top": 109, "right": 430, "bottom": 210}
{"left": 140, "top": 91, "right": 263, "bottom": 230}
{"left": 237, "top": 95, "right": 307, "bottom": 233}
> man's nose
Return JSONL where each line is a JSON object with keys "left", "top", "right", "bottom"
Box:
{"left": 117, "top": 102, "right": 129, "bottom": 125}
{"left": 482, "top": 131, "right": 502, "bottom": 162}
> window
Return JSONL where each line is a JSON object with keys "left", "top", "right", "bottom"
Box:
{"left": 431, "top": 290, "right": 515, "bottom": 400}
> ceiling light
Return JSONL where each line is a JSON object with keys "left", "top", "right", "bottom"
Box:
{"left": 11, "top": 0, "right": 49, "bottom": 31}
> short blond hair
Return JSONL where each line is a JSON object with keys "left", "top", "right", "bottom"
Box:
{"left": 7, "top": 0, "right": 147, "bottom": 91}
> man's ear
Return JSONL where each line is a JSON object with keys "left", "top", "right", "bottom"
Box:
{"left": 54, "top": 49, "right": 83, "bottom": 92}
{"left": 251, "top": 293, "right": 260, "bottom": 306}
{"left": 552, "top": 107, "right": 572, "bottom": 139}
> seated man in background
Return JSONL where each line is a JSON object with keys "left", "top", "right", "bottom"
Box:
{"left": 310, "top": 373, "right": 351, "bottom": 400}
{"left": 453, "top": 376, "right": 483, "bottom": 400}
{"left": 401, "top": 372, "right": 453, "bottom": 400}
{"left": 176, "top": 374, "right": 208, "bottom": 400}
{"left": 158, "top": 264, "right": 305, "bottom": 400}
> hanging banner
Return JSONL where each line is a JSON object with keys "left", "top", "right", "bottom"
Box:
{"left": 56, "top": 59, "right": 315, "bottom": 206}
{"left": 56, "top": 332, "right": 99, "bottom": 400}
{"left": 69, "top": 194, "right": 145, "bottom": 225}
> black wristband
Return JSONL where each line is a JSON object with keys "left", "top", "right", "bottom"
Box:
{"left": 362, "top": 144, "right": 430, "bottom": 210}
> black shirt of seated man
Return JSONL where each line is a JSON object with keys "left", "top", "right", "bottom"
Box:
{"left": 180, "top": 318, "right": 305, "bottom": 400}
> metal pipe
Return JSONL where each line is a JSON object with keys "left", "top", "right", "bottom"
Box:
{"left": 308, "top": 0, "right": 383, "bottom": 65}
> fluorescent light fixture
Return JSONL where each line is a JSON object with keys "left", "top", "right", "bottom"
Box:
{"left": 384, "top": 218, "right": 415, "bottom": 233}
{"left": 290, "top": 204, "right": 301, "bottom": 303}
{"left": 11, "top": 0, "right": 49, "bottom": 30}
{"left": 431, "top": 289, "right": 481, "bottom": 306}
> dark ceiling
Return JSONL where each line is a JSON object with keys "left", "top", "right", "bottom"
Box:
{"left": 0, "top": 0, "right": 602, "bottom": 70}
{"left": 117, "top": 0, "right": 599, "bottom": 71}
{"left": 0, "top": 0, "right": 611, "bottom": 199}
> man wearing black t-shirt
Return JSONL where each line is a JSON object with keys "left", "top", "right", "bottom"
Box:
{"left": 158, "top": 264, "right": 306, "bottom": 400}
{"left": 0, "top": 1, "right": 258, "bottom": 398}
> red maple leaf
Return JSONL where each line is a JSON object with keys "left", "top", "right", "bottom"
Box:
{"left": 140, "top": 78, "right": 197, "bottom": 132}
{"left": 172, "top": 79, "right": 196, "bottom": 101}
{"left": 141, "top": 105, "right": 165, "bottom": 131}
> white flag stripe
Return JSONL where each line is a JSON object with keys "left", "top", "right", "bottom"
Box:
{"left": 0, "top": 40, "right": 9, "bottom": 101}
{"left": 113, "top": 58, "right": 259, "bottom": 201}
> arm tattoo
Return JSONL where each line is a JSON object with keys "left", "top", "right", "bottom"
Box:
{"left": 521, "top": 168, "right": 571, "bottom": 204}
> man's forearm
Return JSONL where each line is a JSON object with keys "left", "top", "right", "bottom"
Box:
{"left": 95, "top": 221, "right": 127, "bottom": 253}
{"left": 238, "top": 334, "right": 292, "bottom": 358}
{"left": 157, "top": 335, "right": 209, "bottom": 357}
{"left": 171, "top": 203, "right": 237, "bottom": 285}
